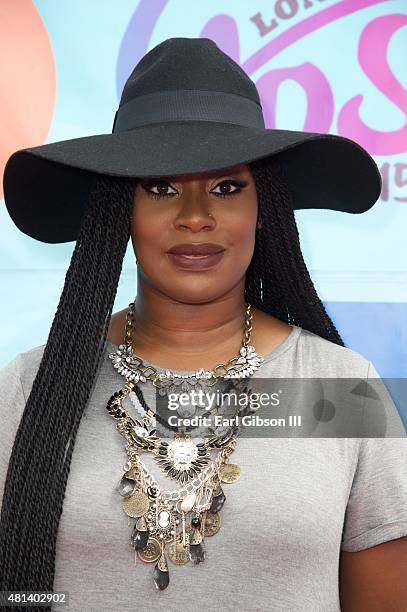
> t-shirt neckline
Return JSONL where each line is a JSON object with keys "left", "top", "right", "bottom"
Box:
{"left": 105, "top": 324, "right": 302, "bottom": 376}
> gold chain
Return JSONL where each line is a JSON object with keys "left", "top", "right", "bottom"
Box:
{"left": 122, "top": 301, "right": 253, "bottom": 385}
{"left": 125, "top": 302, "right": 252, "bottom": 347}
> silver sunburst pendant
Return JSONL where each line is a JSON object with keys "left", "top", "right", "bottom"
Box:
{"left": 154, "top": 436, "right": 210, "bottom": 483}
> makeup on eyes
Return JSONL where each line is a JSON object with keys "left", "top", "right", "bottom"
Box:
{"left": 139, "top": 178, "right": 248, "bottom": 200}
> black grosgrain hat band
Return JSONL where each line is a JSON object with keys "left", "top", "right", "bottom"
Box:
{"left": 112, "top": 89, "right": 266, "bottom": 132}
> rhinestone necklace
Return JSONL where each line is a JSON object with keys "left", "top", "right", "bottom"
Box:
{"left": 108, "top": 301, "right": 264, "bottom": 396}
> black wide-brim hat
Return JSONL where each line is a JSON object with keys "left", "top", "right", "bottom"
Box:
{"left": 3, "top": 37, "right": 382, "bottom": 244}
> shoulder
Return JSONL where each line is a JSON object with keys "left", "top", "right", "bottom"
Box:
{"left": 0, "top": 345, "right": 44, "bottom": 457}
{"left": 1, "top": 343, "right": 46, "bottom": 378}
{"left": 297, "top": 326, "right": 371, "bottom": 378}
{"left": 0, "top": 343, "right": 46, "bottom": 401}
{"left": 252, "top": 307, "right": 372, "bottom": 378}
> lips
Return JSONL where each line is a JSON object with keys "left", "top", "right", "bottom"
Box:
{"left": 167, "top": 242, "right": 225, "bottom": 255}
{"left": 167, "top": 252, "right": 225, "bottom": 270}
{"left": 166, "top": 243, "right": 225, "bottom": 270}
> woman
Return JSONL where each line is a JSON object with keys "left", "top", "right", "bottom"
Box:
{"left": 0, "top": 37, "right": 406, "bottom": 610}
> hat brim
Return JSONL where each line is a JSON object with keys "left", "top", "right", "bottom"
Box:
{"left": 3, "top": 121, "right": 382, "bottom": 243}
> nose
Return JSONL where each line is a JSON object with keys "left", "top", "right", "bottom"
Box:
{"left": 173, "top": 188, "right": 216, "bottom": 232}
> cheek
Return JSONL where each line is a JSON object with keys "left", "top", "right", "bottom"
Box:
{"left": 131, "top": 204, "right": 166, "bottom": 256}
{"left": 225, "top": 214, "right": 257, "bottom": 259}
{"left": 232, "top": 217, "right": 256, "bottom": 242}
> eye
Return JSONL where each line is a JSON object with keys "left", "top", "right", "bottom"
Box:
{"left": 211, "top": 180, "right": 247, "bottom": 198}
{"left": 141, "top": 180, "right": 178, "bottom": 200}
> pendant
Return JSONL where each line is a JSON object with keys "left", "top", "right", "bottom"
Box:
{"left": 219, "top": 463, "right": 241, "bottom": 483}
{"left": 144, "top": 501, "right": 177, "bottom": 543}
{"left": 180, "top": 492, "right": 196, "bottom": 513}
{"left": 204, "top": 512, "right": 221, "bottom": 537}
{"left": 188, "top": 516, "right": 205, "bottom": 565}
{"left": 130, "top": 516, "right": 149, "bottom": 550}
{"left": 209, "top": 487, "right": 226, "bottom": 513}
{"left": 189, "top": 539, "right": 205, "bottom": 564}
{"left": 154, "top": 437, "right": 209, "bottom": 482}
{"left": 168, "top": 537, "right": 190, "bottom": 565}
{"left": 137, "top": 536, "right": 162, "bottom": 563}
{"left": 153, "top": 546, "right": 170, "bottom": 590}
{"left": 115, "top": 474, "right": 136, "bottom": 497}
{"left": 122, "top": 490, "right": 150, "bottom": 518}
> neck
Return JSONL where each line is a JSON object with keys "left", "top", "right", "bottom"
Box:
{"left": 129, "top": 280, "right": 248, "bottom": 369}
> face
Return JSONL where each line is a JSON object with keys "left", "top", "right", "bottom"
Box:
{"left": 130, "top": 163, "right": 259, "bottom": 303}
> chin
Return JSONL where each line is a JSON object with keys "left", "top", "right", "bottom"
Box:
{"left": 160, "top": 283, "right": 228, "bottom": 305}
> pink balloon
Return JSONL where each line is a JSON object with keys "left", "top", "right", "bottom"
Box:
{"left": 0, "top": 0, "right": 56, "bottom": 199}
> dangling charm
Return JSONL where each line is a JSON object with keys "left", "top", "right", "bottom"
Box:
{"left": 153, "top": 544, "right": 170, "bottom": 590}
{"left": 122, "top": 489, "right": 150, "bottom": 518}
{"left": 116, "top": 473, "right": 136, "bottom": 497}
{"left": 219, "top": 462, "right": 241, "bottom": 484}
{"left": 203, "top": 511, "right": 221, "bottom": 537}
{"left": 209, "top": 480, "right": 226, "bottom": 513}
{"left": 131, "top": 515, "right": 149, "bottom": 550}
{"left": 188, "top": 516, "right": 205, "bottom": 565}
{"left": 168, "top": 534, "right": 190, "bottom": 566}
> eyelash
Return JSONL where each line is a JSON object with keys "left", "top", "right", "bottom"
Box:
{"left": 141, "top": 179, "right": 247, "bottom": 200}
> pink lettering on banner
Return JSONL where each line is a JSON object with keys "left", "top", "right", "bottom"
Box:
{"left": 201, "top": 15, "right": 240, "bottom": 62}
{"left": 255, "top": 64, "right": 334, "bottom": 132}
{"left": 338, "top": 14, "right": 407, "bottom": 155}
{"left": 395, "top": 163, "right": 407, "bottom": 201}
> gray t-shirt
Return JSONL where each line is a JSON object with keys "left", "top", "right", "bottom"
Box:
{"left": 1, "top": 325, "right": 406, "bottom": 611}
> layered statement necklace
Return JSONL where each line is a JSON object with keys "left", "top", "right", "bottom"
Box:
{"left": 106, "top": 301, "right": 264, "bottom": 590}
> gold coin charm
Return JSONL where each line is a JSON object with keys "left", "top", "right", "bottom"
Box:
{"left": 168, "top": 539, "right": 190, "bottom": 565}
{"left": 122, "top": 490, "right": 150, "bottom": 518}
{"left": 219, "top": 463, "right": 241, "bottom": 483}
{"left": 137, "top": 537, "right": 161, "bottom": 563}
{"left": 204, "top": 511, "right": 221, "bottom": 537}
